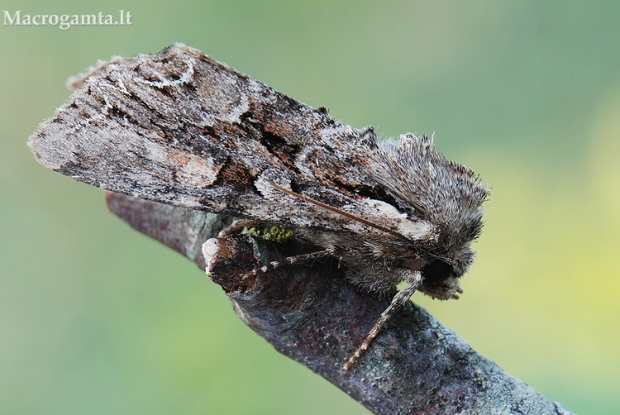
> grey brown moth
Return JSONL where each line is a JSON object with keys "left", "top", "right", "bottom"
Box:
{"left": 28, "top": 44, "right": 488, "bottom": 370}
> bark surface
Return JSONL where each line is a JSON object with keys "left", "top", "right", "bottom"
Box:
{"left": 106, "top": 192, "right": 573, "bottom": 415}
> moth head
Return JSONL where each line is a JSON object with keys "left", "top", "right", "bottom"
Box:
{"left": 419, "top": 245, "right": 474, "bottom": 300}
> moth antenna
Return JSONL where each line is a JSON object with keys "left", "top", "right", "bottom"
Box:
{"left": 271, "top": 182, "right": 456, "bottom": 266}
{"left": 270, "top": 182, "right": 410, "bottom": 242}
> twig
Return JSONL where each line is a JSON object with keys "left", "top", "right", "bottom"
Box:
{"left": 106, "top": 191, "right": 573, "bottom": 415}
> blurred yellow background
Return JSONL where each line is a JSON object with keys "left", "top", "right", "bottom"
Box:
{"left": 2, "top": 1, "right": 618, "bottom": 414}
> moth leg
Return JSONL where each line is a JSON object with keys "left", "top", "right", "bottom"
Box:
{"left": 343, "top": 271, "right": 423, "bottom": 371}
{"left": 244, "top": 247, "right": 336, "bottom": 279}
{"left": 218, "top": 219, "right": 263, "bottom": 237}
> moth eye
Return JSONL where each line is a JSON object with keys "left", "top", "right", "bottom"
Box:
{"left": 421, "top": 260, "right": 454, "bottom": 282}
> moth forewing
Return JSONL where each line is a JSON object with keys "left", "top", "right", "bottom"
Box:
{"left": 28, "top": 43, "right": 488, "bottom": 370}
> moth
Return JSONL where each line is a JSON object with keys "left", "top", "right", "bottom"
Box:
{"left": 28, "top": 44, "right": 488, "bottom": 370}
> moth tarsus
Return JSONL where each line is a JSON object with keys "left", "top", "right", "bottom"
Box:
{"left": 28, "top": 43, "right": 489, "bottom": 370}
{"left": 343, "top": 272, "right": 422, "bottom": 371}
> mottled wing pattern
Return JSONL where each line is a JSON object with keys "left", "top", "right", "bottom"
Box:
{"left": 28, "top": 44, "right": 430, "bottom": 239}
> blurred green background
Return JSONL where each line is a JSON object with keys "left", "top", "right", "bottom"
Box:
{"left": 2, "top": 1, "right": 619, "bottom": 414}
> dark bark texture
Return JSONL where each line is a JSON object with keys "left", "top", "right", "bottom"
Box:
{"left": 106, "top": 192, "right": 573, "bottom": 415}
